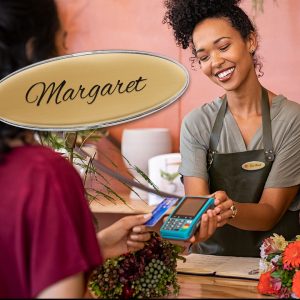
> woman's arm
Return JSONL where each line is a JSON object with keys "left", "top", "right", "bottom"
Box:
{"left": 37, "top": 214, "right": 153, "bottom": 298}
{"left": 226, "top": 185, "right": 300, "bottom": 231}
{"left": 183, "top": 176, "right": 210, "bottom": 196}
{"left": 184, "top": 176, "right": 300, "bottom": 231}
{"left": 36, "top": 272, "right": 85, "bottom": 298}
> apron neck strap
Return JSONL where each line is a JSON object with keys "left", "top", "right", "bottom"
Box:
{"left": 209, "top": 87, "right": 274, "bottom": 162}
{"left": 261, "top": 87, "right": 275, "bottom": 161}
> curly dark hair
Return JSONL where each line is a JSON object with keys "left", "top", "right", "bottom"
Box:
{"left": 163, "top": 0, "right": 262, "bottom": 73}
{"left": 0, "top": 0, "right": 60, "bottom": 157}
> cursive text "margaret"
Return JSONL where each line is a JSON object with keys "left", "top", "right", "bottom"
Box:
{"left": 25, "top": 76, "right": 147, "bottom": 106}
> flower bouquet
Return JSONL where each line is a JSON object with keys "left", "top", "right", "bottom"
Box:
{"left": 88, "top": 232, "right": 186, "bottom": 299}
{"left": 258, "top": 233, "right": 300, "bottom": 298}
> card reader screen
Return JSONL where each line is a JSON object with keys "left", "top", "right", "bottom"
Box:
{"left": 174, "top": 197, "right": 208, "bottom": 217}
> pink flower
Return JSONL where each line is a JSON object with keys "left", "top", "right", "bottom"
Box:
{"left": 270, "top": 276, "right": 282, "bottom": 292}
{"left": 261, "top": 237, "right": 280, "bottom": 258}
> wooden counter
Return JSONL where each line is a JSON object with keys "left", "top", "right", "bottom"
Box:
{"left": 172, "top": 274, "right": 271, "bottom": 299}
{"left": 86, "top": 273, "right": 270, "bottom": 299}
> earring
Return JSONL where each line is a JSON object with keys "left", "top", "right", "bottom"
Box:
{"left": 250, "top": 49, "right": 255, "bottom": 54}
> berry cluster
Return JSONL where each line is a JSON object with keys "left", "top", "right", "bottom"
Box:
{"left": 88, "top": 232, "right": 185, "bottom": 299}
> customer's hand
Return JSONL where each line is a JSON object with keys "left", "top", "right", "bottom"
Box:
{"left": 213, "top": 191, "right": 234, "bottom": 227}
{"left": 97, "top": 213, "right": 152, "bottom": 259}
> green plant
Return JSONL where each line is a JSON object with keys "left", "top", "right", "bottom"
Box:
{"left": 160, "top": 169, "right": 179, "bottom": 183}
{"left": 38, "top": 130, "right": 159, "bottom": 206}
{"left": 88, "top": 232, "right": 186, "bottom": 299}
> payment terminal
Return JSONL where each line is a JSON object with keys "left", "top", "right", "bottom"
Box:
{"left": 160, "top": 196, "right": 215, "bottom": 241}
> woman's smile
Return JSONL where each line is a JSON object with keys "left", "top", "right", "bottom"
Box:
{"left": 215, "top": 67, "right": 235, "bottom": 82}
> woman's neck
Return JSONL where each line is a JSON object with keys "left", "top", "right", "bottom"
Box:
{"left": 225, "top": 75, "right": 265, "bottom": 119}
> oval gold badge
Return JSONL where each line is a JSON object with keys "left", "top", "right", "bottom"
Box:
{"left": 0, "top": 50, "right": 189, "bottom": 131}
{"left": 242, "top": 161, "right": 265, "bottom": 171}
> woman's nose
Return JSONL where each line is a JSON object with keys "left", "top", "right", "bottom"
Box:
{"left": 211, "top": 52, "right": 225, "bottom": 68}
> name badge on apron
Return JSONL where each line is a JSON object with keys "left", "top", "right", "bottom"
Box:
{"left": 242, "top": 161, "right": 265, "bottom": 171}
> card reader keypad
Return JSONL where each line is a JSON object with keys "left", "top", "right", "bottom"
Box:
{"left": 163, "top": 218, "right": 192, "bottom": 231}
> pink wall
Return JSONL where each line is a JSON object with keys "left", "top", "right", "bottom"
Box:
{"left": 57, "top": 0, "right": 300, "bottom": 151}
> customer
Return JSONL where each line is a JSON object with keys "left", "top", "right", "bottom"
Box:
{"left": 0, "top": 0, "right": 152, "bottom": 297}
{"left": 163, "top": 0, "right": 300, "bottom": 257}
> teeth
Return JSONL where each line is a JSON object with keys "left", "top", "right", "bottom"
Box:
{"left": 217, "top": 67, "right": 234, "bottom": 79}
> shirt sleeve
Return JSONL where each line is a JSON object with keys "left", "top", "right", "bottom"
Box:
{"left": 179, "top": 112, "right": 209, "bottom": 181}
{"left": 26, "top": 155, "right": 103, "bottom": 297}
{"left": 265, "top": 107, "right": 300, "bottom": 189}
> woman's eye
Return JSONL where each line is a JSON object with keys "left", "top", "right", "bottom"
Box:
{"left": 199, "top": 55, "right": 209, "bottom": 62}
{"left": 220, "top": 44, "right": 230, "bottom": 51}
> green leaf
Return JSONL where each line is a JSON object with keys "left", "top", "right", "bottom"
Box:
{"left": 160, "top": 169, "right": 179, "bottom": 182}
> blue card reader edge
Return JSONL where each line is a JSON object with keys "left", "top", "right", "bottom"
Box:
{"left": 160, "top": 196, "right": 215, "bottom": 241}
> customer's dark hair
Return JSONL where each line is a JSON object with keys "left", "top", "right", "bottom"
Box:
{"left": 0, "top": 0, "right": 60, "bottom": 157}
{"left": 163, "top": 0, "right": 262, "bottom": 73}
{"left": 0, "top": 0, "right": 60, "bottom": 78}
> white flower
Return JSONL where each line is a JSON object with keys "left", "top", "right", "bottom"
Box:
{"left": 260, "top": 245, "right": 267, "bottom": 259}
{"left": 270, "top": 254, "right": 281, "bottom": 265}
{"left": 259, "top": 259, "right": 272, "bottom": 273}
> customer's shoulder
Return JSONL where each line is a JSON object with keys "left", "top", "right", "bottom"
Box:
{"left": 19, "top": 145, "right": 73, "bottom": 171}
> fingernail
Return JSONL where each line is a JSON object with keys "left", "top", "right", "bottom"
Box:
{"left": 214, "top": 207, "right": 221, "bottom": 214}
{"left": 132, "top": 226, "right": 141, "bottom": 233}
{"left": 144, "top": 213, "right": 152, "bottom": 219}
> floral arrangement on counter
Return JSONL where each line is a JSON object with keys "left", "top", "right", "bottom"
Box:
{"left": 258, "top": 233, "right": 300, "bottom": 298}
{"left": 88, "top": 232, "right": 185, "bottom": 299}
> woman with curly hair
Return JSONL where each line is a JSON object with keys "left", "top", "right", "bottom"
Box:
{"left": 0, "top": 0, "right": 152, "bottom": 297}
{"left": 163, "top": 0, "right": 300, "bottom": 257}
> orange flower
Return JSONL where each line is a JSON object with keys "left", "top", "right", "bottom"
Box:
{"left": 283, "top": 241, "right": 300, "bottom": 268}
{"left": 292, "top": 271, "right": 300, "bottom": 298}
{"left": 257, "top": 271, "right": 278, "bottom": 295}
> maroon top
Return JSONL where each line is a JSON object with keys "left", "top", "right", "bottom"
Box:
{"left": 0, "top": 145, "right": 103, "bottom": 298}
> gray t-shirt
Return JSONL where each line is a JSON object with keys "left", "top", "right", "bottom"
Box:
{"left": 179, "top": 95, "right": 300, "bottom": 210}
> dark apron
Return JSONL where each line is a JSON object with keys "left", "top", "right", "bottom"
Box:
{"left": 191, "top": 87, "right": 300, "bottom": 257}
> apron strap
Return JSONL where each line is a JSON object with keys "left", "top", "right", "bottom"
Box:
{"left": 209, "top": 95, "right": 227, "bottom": 151}
{"left": 209, "top": 87, "right": 275, "bottom": 162}
{"left": 261, "top": 87, "right": 275, "bottom": 161}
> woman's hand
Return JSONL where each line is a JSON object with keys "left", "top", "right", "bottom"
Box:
{"left": 213, "top": 191, "right": 235, "bottom": 227}
{"left": 188, "top": 208, "right": 218, "bottom": 244}
{"left": 97, "top": 213, "right": 152, "bottom": 260}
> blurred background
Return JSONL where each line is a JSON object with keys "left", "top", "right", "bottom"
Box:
{"left": 55, "top": 0, "right": 300, "bottom": 194}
